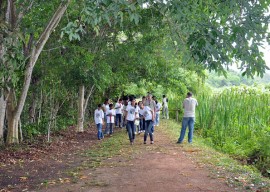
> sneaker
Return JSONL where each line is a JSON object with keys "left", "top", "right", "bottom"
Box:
{"left": 150, "top": 141, "right": 154, "bottom": 144}
{"left": 130, "top": 142, "right": 134, "bottom": 145}
{"left": 144, "top": 141, "right": 146, "bottom": 144}
{"left": 176, "top": 141, "right": 182, "bottom": 144}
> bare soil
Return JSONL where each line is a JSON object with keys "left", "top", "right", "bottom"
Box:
{"left": 38, "top": 127, "right": 237, "bottom": 191}
{"left": 1, "top": 123, "right": 266, "bottom": 192}
{"left": 0, "top": 125, "right": 100, "bottom": 192}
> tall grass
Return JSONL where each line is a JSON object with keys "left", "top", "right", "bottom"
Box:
{"left": 196, "top": 86, "right": 270, "bottom": 176}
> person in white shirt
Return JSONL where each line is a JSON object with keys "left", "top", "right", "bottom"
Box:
{"left": 115, "top": 99, "right": 123, "bottom": 128}
{"left": 139, "top": 102, "right": 154, "bottom": 144}
{"left": 162, "top": 95, "right": 169, "bottom": 119}
{"left": 134, "top": 102, "right": 140, "bottom": 134}
{"left": 124, "top": 98, "right": 138, "bottom": 145}
{"left": 102, "top": 99, "right": 110, "bottom": 134}
{"left": 122, "top": 96, "right": 129, "bottom": 128}
{"left": 94, "top": 104, "right": 104, "bottom": 140}
{"left": 155, "top": 100, "right": 162, "bottom": 126}
{"left": 144, "top": 93, "right": 156, "bottom": 133}
{"left": 105, "top": 104, "right": 116, "bottom": 135}
{"left": 177, "top": 92, "right": 198, "bottom": 144}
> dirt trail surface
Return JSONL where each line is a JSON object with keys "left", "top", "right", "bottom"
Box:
{"left": 36, "top": 126, "right": 237, "bottom": 192}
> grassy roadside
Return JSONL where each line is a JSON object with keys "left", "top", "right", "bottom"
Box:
{"left": 161, "top": 119, "right": 270, "bottom": 192}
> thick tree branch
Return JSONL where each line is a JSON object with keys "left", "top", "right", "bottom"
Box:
{"left": 14, "top": 0, "right": 71, "bottom": 120}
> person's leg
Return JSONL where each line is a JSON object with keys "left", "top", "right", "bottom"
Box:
{"left": 103, "top": 115, "right": 106, "bottom": 135}
{"left": 142, "top": 118, "right": 146, "bottom": 132}
{"left": 165, "top": 106, "right": 169, "bottom": 119}
{"left": 110, "top": 123, "right": 114, "bottom": 135}
{"left": 148, "top": 121, "right": 154, "bottom": 143}
{"left": 105, "top": 120, "right": 110, "bottom": 135}
{"left": 96, "top": 124, "right": 100, "bottom": 139}
{"left": 155, "top": 113, "right": 160, "bottom": 126}
{"left": 177, "top": 117, "right": 189, "bottom": 143}
{"left": 139, "top": 115, "right": 143, "bottom": 133}
{"left": 115, "top": 114, "right": 119, "bottom": 127}
{"left": 144, "top": 120, "right": 150, "bottom": 143}
{"left": 127, "top": 121, "right": 133, "bottom": 142}
{"left": 97, "top": 123, "right": 103, "bottom": 139}
{"left": 100, "top": 125, "right": 104, "bottom": 139}
{"left": 130, "top": 121, "right": 135, "bottom": 141}
{"left": 119, "top": 114, "right": 122, "bottom": 128}
{"left": 151, "top": 124, "right": 154, "bottom": 133}
{"left": 188, "top": 117, "right": 195, "bottom": 143}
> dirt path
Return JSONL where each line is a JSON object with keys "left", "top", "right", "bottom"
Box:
{"left": 38, "top": 124, "right": 238, "bottom": 192}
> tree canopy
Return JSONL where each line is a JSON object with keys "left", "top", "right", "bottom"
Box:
{"left": 0, "top": 0, "right": 270, "bottom": 143}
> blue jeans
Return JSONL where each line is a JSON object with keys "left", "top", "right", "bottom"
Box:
{"left": 155, "top": 113, "right": 160, "bottom": 125}
{"left": 178, "top": 117, "right": 195, "bottom": 143}
{"left": 96, "top": 123, "right": 104, "bottom": 140}
{"left": 105, "top": 123, "right": 114, "bottom": 134}
{"left": 115, "top": 114, "right": 122, "bottom": 127}
{"left": 139, "top": 114, "right": 145, "bottom": 131}
{"left": 127, "top": 121, "right": 135, "bottom": 142}
{"left": 144, "top": 120, "right": 154, "bottom": 142}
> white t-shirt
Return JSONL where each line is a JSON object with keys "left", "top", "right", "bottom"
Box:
{"left": 163, "top": 98, "right": 168, "bottom": 107}
{"left": 144, "top": 99, "right": 156, "bottom": 111}
{"left": 106, "top": 109, "right": 116, "bottom": 123}
{"left": 115, "top": 103, "right": 123, "bottom": 114}
{"left": 141, "top": 106, "right": 153, "bottom": 121}
{"left": 102, "top": 104, "right": 110, "bottom": 114}
{"left": 135, "top": 106, "right": 140, "bottom": 118}
{"left": 183, "top": 97, "right": 198, "bottom": 117}
{"left": 156, "top": 103, "right": 162, "bottom": 114}
{"left": 126, "top": 105, "right": 138, "bottom": 121}
{"left": 94, "top": 109, "right": 104, "bottom": 124}
{"left": 139, "top": 108, "right": 144, "bottom": 116}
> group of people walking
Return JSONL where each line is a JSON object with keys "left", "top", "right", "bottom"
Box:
{"left": 94, "top": 94, "right": 169, "bottom": 145}
{"left": 94, "top": 92, "right": 198, "bottom": 145}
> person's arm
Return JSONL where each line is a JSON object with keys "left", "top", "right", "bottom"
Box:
{"left": 135, "top": 112, "right": 138, "bottom": 121}
{"left": 150, "top": 109, "right": 154, "bottom": 121}
{"left": 115, "top": 103, "right": 120, "bottom": 109}
{"left": 101, "top": 111, "right": 104, "bottom": 124}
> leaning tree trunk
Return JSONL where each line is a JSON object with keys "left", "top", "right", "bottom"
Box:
{"left": 77, "top": 85, "right": 85, "bottom": 132}
{"left": 5, "top": 0, "right": 70, "bottom": 144}
{"left": 83, "top": 85, "right": 95, "bottom": 125}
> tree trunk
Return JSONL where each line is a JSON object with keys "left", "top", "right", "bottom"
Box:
{"left": 77, "top": 85, "right": 85, "bottom": 132}
{"left": 37, "top": 89, "right": 43, "bottom": 125}
{"left": 6, "top": 90, "right": 19, "bottom": 144}
{"left": 83, "top": 85, "right": 95, "bottom": 115}
{"left": 0, "top": 94, "right": 7, "bottom": 140}
{"left": 5, "top": 0, "right": 70, "bottom": 144}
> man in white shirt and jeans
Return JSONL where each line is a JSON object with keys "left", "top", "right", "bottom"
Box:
{"left": 177, "top": 92, "right": 198, "bottom": 144}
